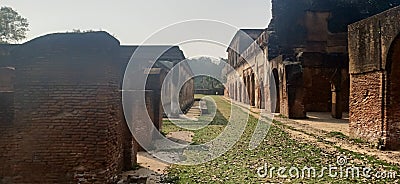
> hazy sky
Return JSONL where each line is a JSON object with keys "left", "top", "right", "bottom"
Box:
{"left": 2, "top": 0, "right": 272, "bottom": 58}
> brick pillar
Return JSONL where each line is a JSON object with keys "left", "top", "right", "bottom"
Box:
{"left": 331, "top": 70, "right": 343, "bottom": 119}
{"left": 284, "top": 63, "right": 306, "bottom": 118}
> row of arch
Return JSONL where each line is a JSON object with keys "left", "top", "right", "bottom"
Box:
{"left": 227, "top": 70, "right": 256, "bottom": 107}
{"left": 227, "top": 67, "right": 282, "bottom": 114}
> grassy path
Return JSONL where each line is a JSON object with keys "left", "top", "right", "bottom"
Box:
{"left": 162, "top": 95, "right": 399, "bottom": 183}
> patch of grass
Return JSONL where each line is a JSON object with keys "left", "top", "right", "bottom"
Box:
{"left": 161, "top": 175, "right": 180, "bottom": 183}
{"left": 162, "top": 120, "right": 186, "bottom": 135}
{"left": 162, "top": 96, "right": 229, "bottom": 143}
{"left": 351, "top": 138, "right": 366, "bottom": 144}
{"left": 197, "top": 96, "right": 230, "bottom": 126}
{"left": 327, "top": 131, "right": 348, "bottom": 139}
{"left": 277, "top": 114, "right": 288, "bottom": 118}
{"left": 326, "top": 131, "right": 367, "bottom": 144}
{"left": 165, "top": 96, "right": 400, "bottom": 183}
{"left": 272, "top": 119, "right": 283, "bottom": 126}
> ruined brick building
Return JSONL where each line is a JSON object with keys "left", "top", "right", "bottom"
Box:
{"left": 225, "top": 0, "right": 400, "bottom": 149}
{"left": 226, "top": 29, "right": 266, "bottom": 109}
{"left": 226, "top": 0, "right": 357, "bottom": 118}
{"left": 0, "top": 32, "right": 194, "bottom": 183}
{"left": 349, "top": 6, "right": 400, "bottom": 150}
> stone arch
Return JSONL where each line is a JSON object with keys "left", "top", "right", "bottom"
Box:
{"left": 272, "top": 68, "right": 280, "bottom": 113}
{"left": 250, "top": 72, "right": 256, "bottom": 106}
{"left": 385, "top": 33, "right": 400, "bottom": 150}
{"left": 259, "top": 79, "right": 265, "bottom": 109}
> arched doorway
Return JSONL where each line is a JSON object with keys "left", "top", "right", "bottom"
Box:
{"left": 271, "top": 69, "right": 280, "bottom": 113}
{"left": 239, "top": 82, "right": 242, "bottom": 103}
{"left": 259, "top": 80, "right": 265, "bottom": 109}
{"left": 246, "top": 74, "right": 250, "bottom": 104}
{"left": 386, "top": 33, "right": 400, "bottom": 150}
{"left": 250, "top": 73, "right": 255, "bottom": 106}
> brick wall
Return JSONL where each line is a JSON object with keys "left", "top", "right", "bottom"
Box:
{"left": 0, "top": 32, "right": 195, "bottom": 183}
{"left": 0, "top": 67, "right": 15, "bottom": 124}
{"left": 280, "top": 63, "right": 306, "bottom": 118}
{"left": 349, "top": 71, "right": 384, "bottom": 145}
{"left": 349, "top": 6, "right": 400, "bottom": 150}
{"left": 0, "top": 32, "right": 131, "bottom": 183}
{"left": 0, "top": 92, "right": 14, "bottom": 124}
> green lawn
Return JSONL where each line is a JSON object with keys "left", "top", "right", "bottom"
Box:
{"left": 162, "top": 95, "right": 399, "bottom": 183}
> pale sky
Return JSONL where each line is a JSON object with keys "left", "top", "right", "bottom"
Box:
{"left": 1, "top": 0, "right": 272, "bottom": 58}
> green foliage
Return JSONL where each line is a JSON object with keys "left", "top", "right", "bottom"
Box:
{"left": 194, "top": 76, "right": 224, "bottom": 90}
{"left": 188, "top": 57, "right": 227, "bottom": 91}
{"left": 187, "top": 57, "right": 227, "bottom": 84}
{"left": 0, "top": 6, "right": 29, "bottom": 43}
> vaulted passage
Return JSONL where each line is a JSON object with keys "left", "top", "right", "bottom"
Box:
{"left": 386, "top": 34, "right": 400, "bottom": 150}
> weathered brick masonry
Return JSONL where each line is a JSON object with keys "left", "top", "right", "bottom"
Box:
{"left": 0, "top": 45, "right": 17, "bottom": 125}
{"left": 349, "top": 6, "right": 400, "bottom": 150}
{"left": 0, "top": 32, "right": 194, "bottom": 183}
{"left": 225, "top": 0, "right": 355, "bottom": 119}
{"left": 0, "top": 67, "right": 15, "bottom": 125}
{"left": 0, "top": 32, "right": 132, "bottom": 183}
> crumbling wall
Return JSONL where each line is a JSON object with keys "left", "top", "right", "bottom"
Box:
{"left": 279, "top": 62, "right": 306, "bottom": 118}
{"left": 349, "top": 6, "right": 400, "bottom": 150}
{"left": 349, "top": 72, "right": 384, "bottom": 144}
{"left": 0, "top": 32, "right": 129, "bottom": 183}
{"left": 0, "top": 31, "right": 195, "bottom": 183}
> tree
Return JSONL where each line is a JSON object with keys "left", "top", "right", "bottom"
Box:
{"left": 0, "top": 6, "right": 29, "bottom": 44}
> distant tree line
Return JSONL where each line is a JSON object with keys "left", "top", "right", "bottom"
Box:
{"left": 187, "top": 57, "right": 227, "bottom": 90}
{"left": 194, "top": 76, "right": 224, "bottom": 90}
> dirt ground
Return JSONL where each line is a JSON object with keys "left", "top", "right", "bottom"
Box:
{"left": 294, "top": 112, "right": 350, "bottom": 135}
{"left": 120, "top": 129, "right": 194, "bottom": 183}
